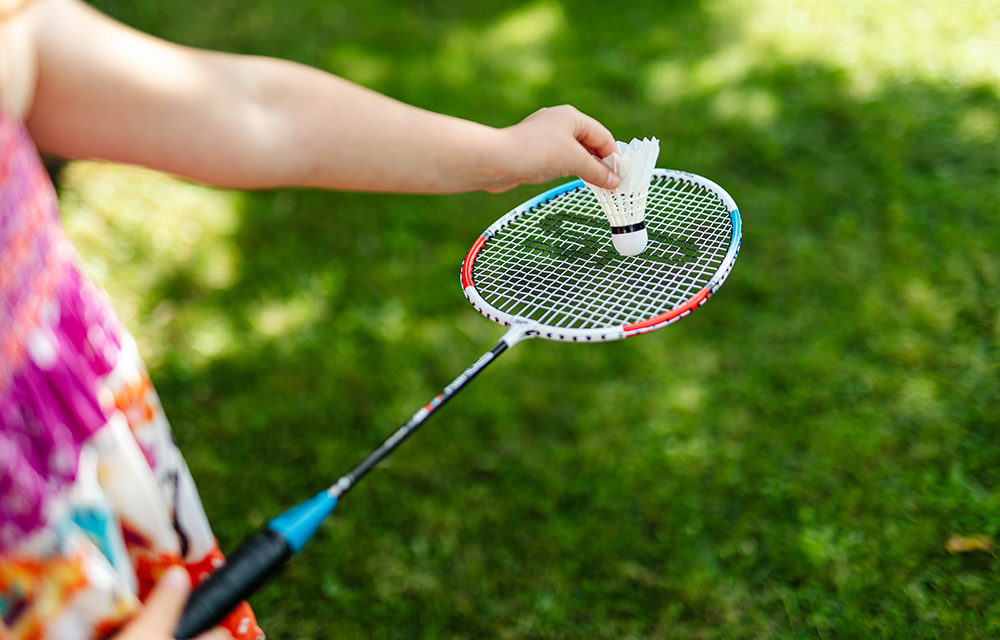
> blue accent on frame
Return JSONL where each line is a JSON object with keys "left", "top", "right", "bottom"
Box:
{"left": 730, "top": 209, "right": 741, "bottom": 244}
{"left": 267, "top": 491, "right": 338, "bottom": 553}
{"left": 521, "top": 179, "right": 584, "bottom": 211}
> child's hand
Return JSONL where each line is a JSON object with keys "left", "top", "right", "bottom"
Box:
{"left": 114, "top": 566, "right": 229, "bottom": 640}
{"left": 488, "top": 105, "right": 622, "bottom": 193}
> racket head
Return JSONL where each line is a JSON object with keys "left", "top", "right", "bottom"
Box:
{"left": 461, "top": 169, "right": 741, "bottom": 342}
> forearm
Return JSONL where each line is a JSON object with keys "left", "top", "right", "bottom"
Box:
{"left": 216, "top": 56, "right": 513, "bottom": 192}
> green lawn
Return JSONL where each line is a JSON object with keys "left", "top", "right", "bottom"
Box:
{"left": 64, "top": 1, "right": 1000, "bottom": 638}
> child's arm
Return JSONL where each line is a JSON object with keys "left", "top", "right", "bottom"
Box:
{"left": 23, "top": 0, "right": 619, "bottom": 193}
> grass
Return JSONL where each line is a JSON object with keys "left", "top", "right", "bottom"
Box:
{"left": 61, "top": 0, "right": 1000, "bottom": 637}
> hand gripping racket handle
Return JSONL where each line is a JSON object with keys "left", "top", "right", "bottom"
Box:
{"left": 173, "top": 529, "right": 291, "bottom": 639}
{"left": 174, "top": 491, "right": 338, "bottom": 639}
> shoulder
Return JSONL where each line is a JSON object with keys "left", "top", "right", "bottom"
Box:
{"left": 0, "top": 0, "right": 39, "bottom": 119}
{"left": 0, "top": 0, "right": 67, "bottom": 120}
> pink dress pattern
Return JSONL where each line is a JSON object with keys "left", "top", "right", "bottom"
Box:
{"left": 0, "top": 109, "right": 262, "bottom": 639}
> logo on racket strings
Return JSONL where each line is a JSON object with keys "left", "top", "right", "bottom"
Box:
{"left": 522, "top": 212, "right": 700, "bottom": 265}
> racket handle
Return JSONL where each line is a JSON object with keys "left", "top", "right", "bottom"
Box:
{"left": 174, "top": 529, "right": 291, "bottom": 639}
{"left": 174, "top": 490, "right": 338, "bottom": 638}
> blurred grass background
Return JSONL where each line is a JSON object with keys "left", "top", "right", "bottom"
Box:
{"left": 62, "top": 0, "right": 999, "bottom": 637}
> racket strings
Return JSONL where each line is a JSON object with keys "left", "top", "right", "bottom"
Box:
{"left": 471, "top": 176, "right": 733, "bottom": 330}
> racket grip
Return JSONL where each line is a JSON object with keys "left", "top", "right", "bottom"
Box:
{"left": 174, "top": 529, "right": 292, "bottom": 639}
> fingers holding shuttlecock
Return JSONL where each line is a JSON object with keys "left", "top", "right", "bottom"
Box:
{"left": 583, "top": 137, "right": 660, "bottom": 256}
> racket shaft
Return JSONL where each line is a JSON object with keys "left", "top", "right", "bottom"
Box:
{"left": 341, "top": 341, "right": 508, "bottom": 491}
{"left": 174, "top": 341, "right": 509, "bottom": 638}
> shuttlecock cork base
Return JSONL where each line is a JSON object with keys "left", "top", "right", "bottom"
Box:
{"left": 583, "top": 137, "right": 660, "bottom": 257}
{"left": 610, "top": 221, "right": 648, "bottom": 257}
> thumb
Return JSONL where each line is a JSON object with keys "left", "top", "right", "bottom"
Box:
{"left": 134, "top": 566, "right": 191, "bottom": 628}
{"left": 576, "top": 152, "right": 620, "bottom": 189}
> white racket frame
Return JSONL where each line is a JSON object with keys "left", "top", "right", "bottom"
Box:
{"left": 461, "top": 168, "right": 742, "bottom": 348}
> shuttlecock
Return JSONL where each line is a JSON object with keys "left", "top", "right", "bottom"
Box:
{"left": 583, "top": 137, "right": 660, "bottom": 256}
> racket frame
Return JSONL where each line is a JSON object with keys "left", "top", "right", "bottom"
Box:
{"left": 461, "top": 169, "right": 742, "bottom": 344}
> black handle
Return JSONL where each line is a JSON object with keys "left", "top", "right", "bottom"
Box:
{"left": 174, "top": 528, "right": 292, "bottom": 639}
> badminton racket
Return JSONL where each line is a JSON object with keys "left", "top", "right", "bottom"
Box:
{"left": 174, "top": 168, "right": 742, "bottom": 638}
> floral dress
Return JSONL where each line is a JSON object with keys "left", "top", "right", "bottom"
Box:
{"left": 0, "top": 109, "right": 262, "bottom": 639}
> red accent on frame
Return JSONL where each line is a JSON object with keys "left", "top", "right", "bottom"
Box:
{"left": 462, "top": 235, "right": 487, "bottom": 289}
{"left": 623, "top": 287, "right": 711, "bottom": 333}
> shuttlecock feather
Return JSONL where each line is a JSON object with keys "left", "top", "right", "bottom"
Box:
{"left": 583, "top": 137, "right": 660, "bottom": 256}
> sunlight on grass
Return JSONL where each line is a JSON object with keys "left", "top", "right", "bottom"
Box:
{"left": 250, "top": 297, "right": 321, "bottom": 339}
{"left": 61, "top": 163, "right": 241, "bottom": 287}
{"left": 958, "top": 106, "right": 1000, "bottom": 143}
{"left": 324, "top": 44, "right": 391, "bottom": 88}
{"left": 185, "top": 313, "right": 238, "bottom": 363}
{"left": 59, "top": 162, "right": 243, "bottom": 364}
{"left": 487, "top": 0, "right": 563, "bottom": 49}
{"left": 249, "top": 273, "right": 335, "bottom": 338}
{"left": 434, "top": 0, "right": 562, "bottom": 103}
{"left": 667, "top": 380, "right": 707, "bottom": 413}
{"left": 716, "top": 0, "right": 999, "bottom": 92}
{"left": 60, "top": 162, "right": 351, "bottom": 364}
{"left": 901, "top": 277, "right": 955, "bottom": 333}
{"left": 646, "top": 0, "right": 999, "bottom": 114}
{"left": 897, "top": 375, "right": 944, "bottom": 422}
{"left": 710, "top": 86, "right": 780, "bottom": 126}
